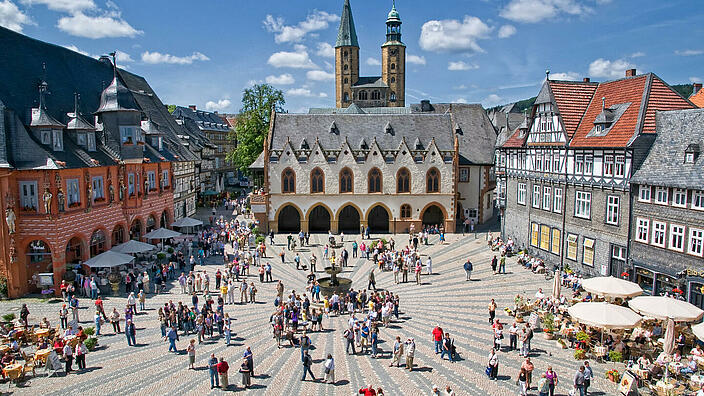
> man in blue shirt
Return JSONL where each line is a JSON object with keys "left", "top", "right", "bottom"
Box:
{"left": 464, "top": 260, "right": 473, "bottom": 281}
{"left": 208, "top": 353, "right": 220, "bottom": 388}
{"left": 166, "top": 325, "right": 179, "bottom": 352}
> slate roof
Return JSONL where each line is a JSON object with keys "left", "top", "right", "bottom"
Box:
{"left": 335, "top": 0, "right": 359, "bottom": 48}
{"left": 0, "top": 26, "right": 196, "bottom": 169}
{"left": 352, "top": 77, "right": 388, "bottom": 89}
{"left": 249, "top": 151, "right": 265, "bottom": 170}
{"left": 631, "top": 108, "right": 704, "bottom": 190}
{"left": 308, "top": 106, "right": 411, "bottom": 115}
{"left": 270, "top": 113, "right": 455, "bottom": 151}
{"left": 570, "top": 74, "right": 694, "bottom": 147}
{"left": 172, "top": 106, "right": 229, "bottom": 131}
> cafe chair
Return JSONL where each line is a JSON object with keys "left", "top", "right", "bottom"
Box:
{"left": 21, "top": 352, "right": 36, "bottom": 377}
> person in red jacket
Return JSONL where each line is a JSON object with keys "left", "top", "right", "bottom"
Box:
{"left": 217, "top": 357, "right": 229, "bottom": 389}
{"left": 432, "top": 325, "right": 444, "bottom": 354}
{"left": 359, "top": 385, "right": 376, "bottom": 396}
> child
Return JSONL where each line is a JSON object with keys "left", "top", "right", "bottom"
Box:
{"left": 187, "top": 339, "right": 196, "bottom": 369}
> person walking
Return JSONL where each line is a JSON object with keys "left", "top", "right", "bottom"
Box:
{"left": 432, "top": 325, "right": 444, "bottom": 354}
{"left": 537, "top": 373, "right": 550, "bottom": 396}
{"left": 522, "top": 357, "right": 535, "bottom": 390}
{"left": 74, "top": 339, "right": 87, "bottom": 370}
{"left": 187, "top": 339, "right": 196, "bottom": 369}
{"left": 414, "top": 262, "right": 422, "bottom": 285}
{"left": 301, "top": 350, "right": 316, "bottom": 381}
{"left": 573, "top": 365, "right": 586, "bottom": 396}
{"left": 517, "top": 367, "right": 528, "bottom": 396}
{"left": 109, "top": 307, "right": 121, "bottom": 333}
{"left": 583, "top": 361, "right": 593, "bottom": 395}
{"left": 390, "top": 336, "right": 403, "bottom": 367}
{"left": 208, "top": 353, "right": 220, "bottom": 389}
{"left": 323, "top": 354, "right": 335, "bottom": 384}
{"left": 300, "top": 331, "right": 312, "bottom": 361}
{"left": 491, "top": 255, "right": 498, "bottom": 274}
{"left": 217, "top": 357, "right": 229, "bottom": 389}
{"left": 167, "top": 325, "right": 179, "bottom": 352}
{"left": 125, "top": 319, "right": 136, "bottom": 346}
{"left": 508, "top": 322, "right": 518, "bottom": 351}
{"left": 487, "top": 348, "right": 499, "bottom": 380}
{"left": 63, "top": 341, "right": 73, "bottom": 373}
{"left": 368, "top": 269, "right": 376, "bottom": 291}
{"left": 464, "top": 259, "right": 473, "bottom": 281}
{"left": 239, "top": 357, "right": 251, "bottom": 388}
{"left": 94, "top": 310, "right": 102, "bottom": 335}
{"left": 499, "top": 254, "right": 506, "bottom": 274}
{"left": 426, "top": 256, "right": 433, "bottom": 275}
{"left": 441, "top": 333, "right": 454, "bottom": 362}
{"left": 59, "top": 304, "right": 68, "bottom": 329}
{"left": 488, "top": 299, "right": 497, "bottom": 324}
{"left": 344, "top": 327, "right": 356, "bottom": 355}
{"left": 405, "top": 338, "right": 415, "bottom": 371}
{"left": 138, "top": 290, "right": 146, "bottom": 312}
{"left": 545, "top": 366, "right": 558, "bottom": 396}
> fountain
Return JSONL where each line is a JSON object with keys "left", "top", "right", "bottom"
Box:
{"left": 317, "top": 260, "right": 352, "bottom": 296}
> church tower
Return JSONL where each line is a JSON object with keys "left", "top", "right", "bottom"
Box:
{"left": 335, "top": 0, "right": 359, "bottom": 108}
{"left": 381, "top": 1, "right": 405, "bottom": 107}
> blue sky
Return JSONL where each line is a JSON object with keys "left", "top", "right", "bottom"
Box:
{"left": 1, "top": 0, "right": 703, "bottom": 113}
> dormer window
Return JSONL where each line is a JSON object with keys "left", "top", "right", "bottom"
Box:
{"left": 685, "top": 144, "right": 700, "bottom": 163}
{"left": 87, "top": 133, "right": 96, "bottom": 151}
{"left": 384, "top": 122, "right": 393, "bottom": 135}
{"left": 77, "top": 132, "right": 87, "bottom": 146}
{"left": 40, "top": 129, "right": 51, "bottom": 145}
{"left": 52, "top": 130, "right": 63, "bottom": 151}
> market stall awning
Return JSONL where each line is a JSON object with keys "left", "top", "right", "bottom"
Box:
{"left": 84, "top": 250, "right": 134, "bottom": 268}
{"left": 628, "top": 296, "right": 704, "bottom": 322}
{"left": 567, "top": 302, "right": 642, "bottom": 329}
{"left": 111, "top": 239, "right": 156, "bottom": 254}
{"left": 171, "top": 217, "right": 203, "bottom": 228}
{"left": 143, "top": 227, "right": 182, "bottom": 240}
{"left": 581, "top": 276, "right": 643, "bottom": 299}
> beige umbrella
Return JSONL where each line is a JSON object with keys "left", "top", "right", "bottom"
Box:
{"left": 663, "top": 318, "right": 676, "bottom": 355}
{"left": 691, "top": 322, "right": 704, "bottom": 341}
{"left": 628, "top": 296, "right": 704, "bottom": 322}
{"left": 581, "top": 276, "right": 643, "bottom": 299}
{"left": 552, "top": 269, "right": 561, "bottom": 299}
{"left": 568, "top": 302, "right": 642, "bottom": 329}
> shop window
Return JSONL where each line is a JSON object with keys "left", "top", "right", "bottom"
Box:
{"left": 551, "top": 229, "right": 561, "bottom": 255}
{"left": 582, "top": 238, "right": 595, "bottom": 266}
{"left": 540, "top": 225, "right": 550, "bottom": 251}
{"left": 567, "top": 234, "right": 578, "bottom": 261}
{"left": 530, "top": 223, "right": 539, "bottom": 247}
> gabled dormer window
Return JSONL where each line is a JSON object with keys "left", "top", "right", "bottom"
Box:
{"left": 685, "top": 144, "right": 700, "bottom": 163}
{"left": 87, "top": 132, "right": 96, "bottom": 151}
{"left": 40, "top": 129, "right": 51, "bottom": 145}
{"left": 52, "top": 130, "right": 63, "bottom": 151}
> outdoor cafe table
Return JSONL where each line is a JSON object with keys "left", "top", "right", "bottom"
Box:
{"left": 3, "top": 363, "right": 22, "bottom": 378}
{"left": 34, "top": 348, "right": 51, "bottom": 364}
{"left": 34, "top": 328, "right": 50, "bottom": 338}
{"left": 0, "top": 344, "right": 9, "bottom": 354}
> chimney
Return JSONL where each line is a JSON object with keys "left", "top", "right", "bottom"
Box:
{"left": 188, "top": 105, "right": 197, "bottom": 111}
{"left": 583, "top": 77, "right": 590, "bottom": 82}
{"left": 420, "top": 99, "right": 431, "bottom": 112}
{"left": 694, "top": 83, "right": 703, "bottom": 95}
{"left": 625, "top": 68, "right": 637, "bottom": 77}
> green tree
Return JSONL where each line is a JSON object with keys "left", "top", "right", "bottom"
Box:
{"left": 227, "top": 84, "right": 285, "bottom": 171}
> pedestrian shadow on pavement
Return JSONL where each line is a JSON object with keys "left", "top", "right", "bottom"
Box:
{"left": 254, "top": 373, "right": 270, "bottom": 379}
{"left": 413, "top": 367, "right": 433, "bottom": 372}
{"left": 496, "top": 375, "right": 511, "bottom": 381}
{"left": 332, "top": 379, "right": 349, "bottom": 386}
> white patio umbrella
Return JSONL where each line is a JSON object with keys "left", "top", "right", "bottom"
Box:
{"left": 171, "top": 217, "right": 203, "bottom": 228}
{"left": 84, "top": 250, "right": 134, "bottom": 268}
{"left": 691, "top": 322, "right": 704, "bottom": 342}
{"left": 568, "top": 302, "right": 642, "bottom": 329}
{"left": 628, "top": 296, "right": 704, "bottom": 322}
{"left": 581, "top": 276, "right": 643, "bottom": 299}
{"left": 143, "top": 227, "right": 182, "bottom": 240}
{"left": 111, "top": 239, "right": 156, "bottom": 254}
{"left": 552, "top": 269, "right": 562, "bottom": 299}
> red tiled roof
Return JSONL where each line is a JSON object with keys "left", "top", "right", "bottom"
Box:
{"left": 569, "top": 74, "right": 694, "bottom": 148}
{"left": 501, "top": 127, "right": 526, "bottom": 148}
{"left": 549, "top": 81, "right": 598, "bottom": 138}
{"left": 691, "top": 89, "right": 704, "bottom": 108}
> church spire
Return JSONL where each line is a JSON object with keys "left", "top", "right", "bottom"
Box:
{"left": 335, "top": 0, "right": 359, "bottom": 48}
{"left": 385, "top": 0, "right": 402, "bottom": 44}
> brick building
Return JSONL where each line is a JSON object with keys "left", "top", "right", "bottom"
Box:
{"left": 630, "top": 108, "right": 704, "bottom": 306}
{"left": 496, "top": 70, "right": 695, "bottom": 276}
{"left": 0, "top": 27, "right": 190, "bottom": 297}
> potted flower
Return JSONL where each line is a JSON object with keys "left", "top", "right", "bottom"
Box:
{"left": 605, "top": 369, "right": 620, "bottom": 382}
{"left": 608, "top": 351, "right": 623, "bottom": 363}
{"left": 543, "top": 313, "right": 555, "bottom": 339}
{"left": 575, "top": 331, "right": 590, "bottom": 350}
{"left": 574, "top": 348, "right": 586, "bottom": 360}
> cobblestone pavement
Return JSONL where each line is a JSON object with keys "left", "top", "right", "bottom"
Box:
{"left": 0, "top": 212, "right": 621, "bottom": 395}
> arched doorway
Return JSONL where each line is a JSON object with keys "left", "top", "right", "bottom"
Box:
{"left": 278, "top": 205, "right": 301, "bottom": 233}
{"left": 422, "top": 205, "right": 445, "bottom": 227}
{"left": 65, "top": 237, "right": 84, "bottom": 264}
{"left": 368, "top": 205, "right": 389, "bottom": 233}
{"left": 112, "top": 225, "right": 125, "bottom": 246}
{"left": 26, "top": 240, "right": 52, "bottom": 292}
{"left": 308, "top": 205, "right": 331, "bottom": 233}
{"left": 90, "top": 230, "right": 107, "bottom": 257}
{"left": 146, "top": 215, "right": 157, "bottom": 233}
{"left": 130, "top": 219, "right": 142, "bottom": 240}
{"left": 338, "top": 205, "right": 360, "bottom": 233}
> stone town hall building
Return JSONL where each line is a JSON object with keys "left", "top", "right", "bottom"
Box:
{"left": 251, "top": 1, "right": 497, "bottom": 234}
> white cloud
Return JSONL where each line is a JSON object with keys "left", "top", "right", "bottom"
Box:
{"left": 419, "top": 16, "right": 492, "bottom": 53}
{"left": 0, "top": 0, "right": 31, "bottom": 32}
{"left": 588, "top": 58, "right": 635, "bottom": 78}
{"left": 500, "top": 0, "right": 592, "bottom": 23}
{"left": 268, "top": 49, "right": 318, "bottom": 69}
{"left": 319, "top": 92, "right": 328, "bottom": 98}
{"left": 482, "top": 94, "right": 503, "bottom": 106}
{"left": 265, "top": 73, "right": 295, "bottom": 85}
{"left": 63, "top": 44, "right": 92, "bottom": 57}
{"left": 306, "top": 70, "right": 334, "bottom": 81}
{"left": 57, "top": 11, "right": 142, "bottom": 39}
{"left": 263, "top": 11, "right": 339, "bottom": 44}
{"left": 675, "top": 49, "right": 703, "bottom": 56}
{"left": 21, "top": 0, "right": 94, "bottom": 13}
{"left": 366, "top": 57, "right": 381, "bottom": 66}
{"left": 287, "top": 88, "right": 313, "bottom": 97}
{"left": 316, "top": 42, "right": 335, "bottom": 58}
{"left": 629, "top": 51, "right": 645, "bottom": 58}
{"left": 455, "top": 98, "right": 468, "bottom": 104}
{"left": 448, "top": 61, "right": 479, "bottom": 71}
{"left": 324, "top": 61, "right": 333, "bottom": 70}
{"left": 453, "top": 84, "right": 467, "bottom": 90}
{"left": 116, "top": 50, "right": 133, "bottom": 63}
{"left": 498, "top": 24, "right": 516, "bottom": 38}
{"left": 550, "top": 71, "right": 580, "bottom": 81}
{"left": 690, "top": 77, "right": 702, "bottom": 84}
{"left": 407, "top": 55, "right": 426, "bottom": 65}
{"left": 205, "top": 99, "right": 232, "bottom": 112}
{"left": 141, "top": 51, "right": 209, "bottom": 65}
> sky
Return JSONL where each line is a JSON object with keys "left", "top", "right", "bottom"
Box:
{"left": 1, "top": 0, "right": 703, "bottom": 114}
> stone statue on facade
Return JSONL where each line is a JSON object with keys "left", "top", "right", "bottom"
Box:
{"left": 108, "top": 184, "right": 115, "bottom": 203}
{"left": 5, "top": 208, "right": 16, "bottom": 234}
{"left": 57, "top": 188, "right": 65, "bottom": 212}
{"left": 42, "top": 188, "right": 52, "bottom": 214}
{"left": 86, "top": 185, "right": 93, "bottom": 208}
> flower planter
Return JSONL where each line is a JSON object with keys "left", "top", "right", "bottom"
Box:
{"left": 543, "top": 331, "right": 554, "bottom": 340}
